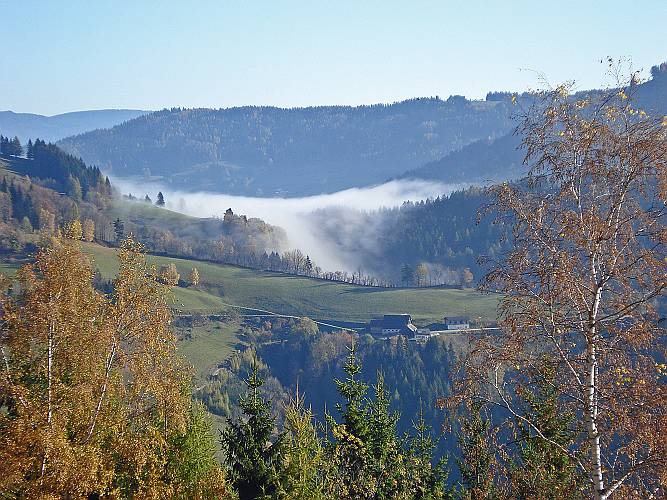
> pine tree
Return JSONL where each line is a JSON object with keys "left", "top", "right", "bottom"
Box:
{"left": 220, "top": 361, "right": 286, "bottom": 500}
{"left": 456, "top": 402, "right": 497, "bottom": 499}
{"left": 113, "top": 218, "right": 124, "bottom": 244}
{"left": 409, "top": 402, "right": 452, "bottom": 499}
{"left": 508, "top": 361, "right": 583, "bottom": 499}
{"left": 156, "top": 191, "right": 165, "bottom": 206}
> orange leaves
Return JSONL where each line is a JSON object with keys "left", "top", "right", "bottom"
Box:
{"left": 475, "top": 78, "right": 667, "bottom": 496}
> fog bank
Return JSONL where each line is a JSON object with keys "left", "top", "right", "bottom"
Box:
{"left": 112, "top": 178, "right": 467, "bottom": 272}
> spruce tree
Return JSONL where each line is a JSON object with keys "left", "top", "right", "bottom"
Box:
{"left": 367, "top": 372, "right": 410, "bottom": 499}
{"left": 409, "top": 402, "right": 452, "bottom": 499}
{"left": 456, "top": 402, "right": 497, "bottom": 498}
{"left": 220, "top": 361, "right": 285, "bottom": 500}
{"left": 278, "top": 393, "right": 328, "bottom": 499}
{"left": 328, "top": 343, "right": 374, "bottom": 498}
{"left": 508, "top": 362, "right": 583, "bottom": 498}
{"left": 334, "top": 343, "right": 370, "bottom": 440}
{"left": 113, "top": 218, "right": 124, "bottom": 244}
{"left": 0, "top": 135, "right": 9, "bottom": 155}
{"left": 156, "top": 191, "right": 165, "bottom": 206}
{"left": 9, "top": 136, "right": 23, "bottom": 156}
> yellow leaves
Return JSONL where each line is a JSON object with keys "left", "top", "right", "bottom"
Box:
{"left": 511, "top": 94, "right": 517, "bottom": 105}
{"left": 64, "top": 219, "right": 83, "bottom": 240}
{"left": 662, "top": 116, "right": 667, "bottom": 127}
{"left": 0, "top": 238, "right": 204, "bottom": 497}
{"left": 618, "top": 90, "right": 629, "bottom": 100}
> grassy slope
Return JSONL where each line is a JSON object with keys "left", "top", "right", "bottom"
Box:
{"left": 83, "top": 242, "right": 498, "bottom": 324}
{"left": 106, "top": 200, "right": 210, "bottom": 233}
{"left": 177, "top": 322, "right": 241, "bottom": 381}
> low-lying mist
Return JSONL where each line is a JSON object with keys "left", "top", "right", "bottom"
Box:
{"left": 112, "top": 178, "right": 468, "bottom": 273}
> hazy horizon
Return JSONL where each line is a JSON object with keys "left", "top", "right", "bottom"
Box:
{"left": 3, "top": 0, "right": 666, "bottom": 115}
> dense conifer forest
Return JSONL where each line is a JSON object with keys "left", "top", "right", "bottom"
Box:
{"left": 57, "top": 97, "right": 515, "bottom": 195}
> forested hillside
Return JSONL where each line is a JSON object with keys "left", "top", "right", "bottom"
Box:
{"left": 311, "top": 186, "right": 507, "bottom": 286}
{"left": 399, "top": 132, "right": 523, "bottom": 183}
{"left": 400, "top": 63, "right": 667, "bottom": 184}
{"left": 58, "top": 97, "right": 513, "bottom": 195}
{"left": 0, "top": 139, "right": 287, "bottom": 274}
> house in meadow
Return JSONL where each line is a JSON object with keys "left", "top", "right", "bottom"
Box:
{"left": 369, "top": 314, "right": 418, "bottom": 336}
{"left": 442, "top": 316, "right": 470, "bottom": 330}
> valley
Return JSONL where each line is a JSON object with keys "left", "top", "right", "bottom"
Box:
{"left": 1, "top": 24, "right": 665, "bottom": 493}
{"left": 82, "top": 241, "right": 497, "bottom": 323}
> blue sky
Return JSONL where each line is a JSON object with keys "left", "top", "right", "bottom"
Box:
{"left": 2, "top": 0, "right": 665, "bottom": 115}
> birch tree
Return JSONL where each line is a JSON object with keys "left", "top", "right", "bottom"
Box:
{"left": 459, "top": 74, "right": 667, "bottom": 498}
{"left": 0, "top": 238, "right": 230, "bottom": 498}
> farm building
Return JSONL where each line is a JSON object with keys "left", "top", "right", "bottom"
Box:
{"left": 442, "top": 316, "right": 470, "bottom": 330}
{"left": 369, "top": 314, "right": 418, "bottom": 336}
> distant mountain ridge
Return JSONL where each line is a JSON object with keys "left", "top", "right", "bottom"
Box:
{"left": 57, "top": 97, "right": 514, "bottom": 196}
{"left": 400, "top": 63, "right": 667, "bottom": 185}
{"left": 52, "top": 59, "right": 667, "bottom": 196}
{"left": 0, "top": 109, "right": 148, "bottom": 143}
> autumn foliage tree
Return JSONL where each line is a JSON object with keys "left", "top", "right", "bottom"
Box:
{"left": 0, "top": 238, "right": 230, "bottom": 498}
{"left": 82, "top": 218, "right": 95, "bottom": 242}
{"left": 189, "top": 267, "right": 200, "bottom": 286}
{"left": 65, "top": 218, "right": 83, "bottom": 240}
{"left": 460, "top": 71, "right": 667, "bottom": 498}
{"left": 159, "top": 262, "right": 180, "bottom": 286}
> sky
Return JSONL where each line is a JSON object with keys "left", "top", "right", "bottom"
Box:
{"left": 2, "top": 0, "right": 666, "bottom": 115}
